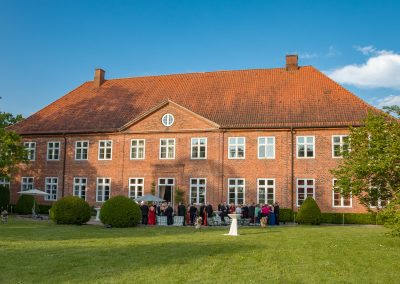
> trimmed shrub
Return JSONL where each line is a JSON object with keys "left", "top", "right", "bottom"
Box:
{"left": 0, "top": 185, "right": 10, "bottom": 211}
{"left": 51, "top": 196, "right": 91, "bottom": 225}
{"left": 15, "top": 195, "right": 39, "bottom": 214}
{"left": 38, "top": 204, "right": 52, "bottom": 215}
{"left": 296, "top": 197, "right": 321, "bottom": 225}
{"left": 100, "top": 195, "right": 141, "bottom": 228}
{"left": 280, "top": 208, "right": 294, "bottom": 223}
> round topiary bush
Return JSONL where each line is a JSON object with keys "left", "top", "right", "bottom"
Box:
{"left": 296, "top": 197, "right": 321, "bottom": 225}
{"left": 15, "top": 195, "right": 39, "bottom": 214}
{"left": 100, "top": 195, "right": 141, "bottom": 228}
{"left": 0, "top": 185, "right": 10, "bottom": 211}
{"left": 51, "top": 196, "right": 91, "bottom": 225}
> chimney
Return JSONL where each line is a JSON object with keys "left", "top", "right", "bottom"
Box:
{"left": 94, "top": 68, "right": 105, "bottom": 87}
{"left": 286, "top": 54, "right": 299, "bottom": 71}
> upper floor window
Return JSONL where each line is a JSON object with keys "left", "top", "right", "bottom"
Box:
{"left": 162, "top": 113, "right": 174, "bottom": 127}
{"left": 73, "top": 177, "right": 87, "bottom": 200}
{"left": 257, "top": 179, "right": 275, "bottom": 205}
{"left": 191, "top": 138, "right": 207, "bottom": 159}
{"left": 21, "top": 177, "right": 34, "bottom": 191}
{"left": 332, "top": 135, "right": 349, "bottom": 158}
{"left": 75, "top": 141, "right": 89, "bottom": 160}
{"left": 47, "top": 141, "right": 60, "bottom": 160}
{"left": 96, "top": 178, "right": 111, "bottom": 202}
{"left": 0, "top": 177, "right": 10, "bottom": 189}
{"left": 24, "top": 142, "right": 36, "bottom": 161}
{"left": 297, "top": 179, "right": 315, "bottom": 206}
{"left": 332, "top": 179, "right": 352, "bottom": 207}
{"left": 130, "top": 139, "right": 145, "bottom": 159}
{"left": 228, "top": 178, "right": 245, "bottom": 205}
{"left": 258, "top": 137, "right": 275, "bottom": 159}
{"left": 45, "top": 177, "right": 58, "bottom": 201}
{"left": 98, "top": 140, "right": 112, "bottom": 160}
{"left": 160, "top": 138, "right": 175, "bottom": 159}
{"left": 129, "top": 178, "right": 144, "bottom": 200}
{"left": 228, "top": 137, "right": 245, "bottom": 159}
{"left": 297, "top": 136, "right": 315, "bottom": 158}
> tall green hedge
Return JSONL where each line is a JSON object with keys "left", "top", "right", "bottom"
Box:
{"left": 100, "top": 195, "right": 141, "bottom": 228}
{"left": 51, "top": 196, "right": 91, "bottom": 225}
{"left": 0, "top": 185, "right": 10, "bottom": 210}
{"left": 280, "top": 208, "right": 294, "bottom": 223}
{"left": 296, "top": 197, "right": 321, "bottom": 225}
{"left": 15, "top": 195, "right": 39, "bottom": 214}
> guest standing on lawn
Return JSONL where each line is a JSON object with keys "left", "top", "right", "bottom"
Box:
{"left": 254, "top": 204, "right": 261, "bottom": 224}
{"left": 249, "top": 203, "right": 255, "bottom": 224}
{"left": 166, "top": 203, "right": 174, "bottom": 225}
{"left": 140, "top": 201, "right": 149, "bottom": 225}
{"left": 274, "top": 202, "right": 280, "bottom": 225}
{"left": 200, "top": 203, "right": 206, "bottom": 225}
{"left": 148, "top": 205, "right": 156, "bottom": 225}
{"left": 189, "top": 204, "right": 197, "bottom": 226}
{"left": 178, "top": 202, "right": 186, "bottom": 226}
{"left": 205, "top": 202, "right": 213, "bottom": 218}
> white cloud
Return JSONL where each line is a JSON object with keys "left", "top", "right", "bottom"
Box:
{"left": 328, "top": 49, "right": 400, "bottom": 90}
{"left": 376, "top": 95, "right": 400, "bottom": 108}
{"left": 299, "top": 52, "right": 318, "bottom": 59}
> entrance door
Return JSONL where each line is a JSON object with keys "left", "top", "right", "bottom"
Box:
{"left": 158, "top": 178, "right": 174, "bottom": 205}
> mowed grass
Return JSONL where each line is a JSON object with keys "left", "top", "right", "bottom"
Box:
{"left": 0, "top": 218, "right": 399, "bottom": 284}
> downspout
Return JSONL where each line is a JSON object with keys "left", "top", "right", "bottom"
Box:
{"left": 121, "top": 133, "right": 126, "bottom": 193}
{"left": 220, "top": 131, "right": 225, "bottom": 203}
{"left": 290, "top": 126, "right": 295, "bottom": 212}
{"left": 62, "top": 134, "right": 67, "bottom": 197}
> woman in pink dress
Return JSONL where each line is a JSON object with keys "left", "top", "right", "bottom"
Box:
{"left": 148, "top": 205, "right": 156, "bottom": 225}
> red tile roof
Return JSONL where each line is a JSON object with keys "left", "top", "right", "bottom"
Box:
{"left": 10, "top": 66, "right": 376, "bottom": 134}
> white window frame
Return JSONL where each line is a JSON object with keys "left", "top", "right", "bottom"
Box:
{"left": 96, "top": 178, "right": 111, "bottom": 202}
{"left": 21, "top": 177, "right": 34, "bottom": 191}
{"left": 47, "top": 141, "right": 61, "bottom": 161}
{"left": 258, "top": 137, "right": 275, "bottom": 159}
{"left": 162, "top": 113, "right": 175, "bottom": 127}
{"left": 129, "top": 178, "right": 144, "bottom": 199}
{"left": 228, "top": 137, "right": 246, "bottom": 159}
{"left": 257, "top": 178, "right": 275, "bottom": 204}
{"left": 227, "top": 178, "right": 245, "bottom": 205}
{"left": 159, "top": 138, "right": 175, "bottom": 160}
{"left": 75, "top": 141, "right": 89, "bottom": 160}
{"left": 98, "top": 140, "right": 112, "bottom": 160}
{"left": 296, "top": 136, "right": 315, "bottom": 159}
{"left": 73, "top": 177, "right": 87, "bottom": 200}
{"left": 332, "top": 179, "right": 352, "bottom": 208}
{"left": 130, "top": 139, "right": 145, "bottom": 160}
{"left": 44, "top": 177, "right": 58, "bottom": 201}
{"left": 191, "top": 138, "right": 207, "bottom": 159}
{"left": 0, "top": 177, "right": 10, "bottom": 189}
{"left": 332, "top": 135, "right": 349, "bottom": 158}
{"left": 296, "top": 178, "right": 315, "bottom": 207}
{"left": 24, "top": 142, "right": 36, "bottom": 161}
{"left": 189, "top": 178, "right": 207, "bottom": 204}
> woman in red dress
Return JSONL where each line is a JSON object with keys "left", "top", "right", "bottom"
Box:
{"left": 148, "top": 205, "right": 156, "bottom": 225}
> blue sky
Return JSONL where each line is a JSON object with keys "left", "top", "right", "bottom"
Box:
{"left": 1, "top": 0, "right": 400, "bottom": 116}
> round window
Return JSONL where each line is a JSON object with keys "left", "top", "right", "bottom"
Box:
{"left": 162, "top": 113, "right": 174, "bottom": 127}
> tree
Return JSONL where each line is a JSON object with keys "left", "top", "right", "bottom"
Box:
{"left": 0, "top": 111, "right": 27, "bottom": 178}
{"left": 331, "top": 110, "right": 400, "bottom": 210}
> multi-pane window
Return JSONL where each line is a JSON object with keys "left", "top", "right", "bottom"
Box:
{"left": 332, "top": 135, "right": 349, "bottom": 158}
{"left": 47, "top": 141, "right": 60, "bottom": 160}
{"left": 297, "top": 136, "right": 315, "bottom": 158}
{"left": 369, "top": 185, "right": 388, "bottom": 208}
{"left": 258, "top": 179, "right": 275, "bottom": 204}
{"left": 129, "top": 178, "right": 144, "bottom": 199}
{"left": 297, "top": 179, "right": 315, "bottom": 206}
{"left": 0, "top": 177, "right": 10, "bottom": 189}
{"left": 73, "top": 177, "right": 87, "bottom": 200}
{"left": 228, "top": 178, "right": 245, "bottom": 205}
{"left": 75, "top": 141, "right": 89, "bottom": 160}
{"left": 96, "top": 178, "right": 111, "bottom": 202}
{"left": 228, "top": 137, "right": 245, "bottom": 159}
{"left": 191, "top": 138, "right": 207, "bottom": 159}
{"left": 130, "top": 139, "right": 145, "bottom": 159}
{"left": 21, "top": 177, "right": 34, "bottom": 191}
{"left": 160, "top": 139, "right": 175, "bottom": 159}
{"left": 98, "top": 140, "right": 112, "bottom": 160}
{"left": 24, "top": 142, "right": 36, "bottom": 161}
{"left": 45, "top": 177, "right": 58, "bottom": 201}
{"left": 258, "top": 137, "right": 275, "bottom": 159}
{"left": 332, "top": 179, "right": 352, "bottom": 207}
{"left": 190, "top": 178, "right": 206, "bottom": 204}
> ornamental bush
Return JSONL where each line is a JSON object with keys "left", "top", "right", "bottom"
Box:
{"left": 100, "top": 195, "right": 141, "bottom": 228}
{"left": 296, "top": 197, "right": 321, "bottom": 225}
{"left": 15, "top": 195, "right": 39, "bottom": 214}
{"left": 0, "top": 185, "right": 10, "bottom": 210}
{"left": 51, "top": 196, "right": 91, "bottom": 225}
{"left": 280, "top": 208, "right": 294, "bottom": 223}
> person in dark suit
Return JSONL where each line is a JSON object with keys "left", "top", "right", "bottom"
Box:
{"left": 140, "top": 201, "right": 149, "bottom": 225}
{"left": 242, "top": 204, "right": 249, "bottom": 219}
{"left": 166, "top": 202, "right": 174, "bottom": 225}
{"left": 249, "top": 203, "right": 255, "bottom": 223}
{"left": 199, "top": 203, "right": 206, "bottom": 225}
{"left": 177, "top": 202, "right": 186, "bottom": 226}
{"left": 189, "top": 204, "right": 197, "bottom": 225}
{"left": 274, "top": 202, "right": 280, "bottom": 225}
{"left": 205, "top": 202, "right": 213, "bottom": 217}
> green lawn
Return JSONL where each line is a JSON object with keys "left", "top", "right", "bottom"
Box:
{"left": 0, "top": 218, "right": 399, "bottom": 284}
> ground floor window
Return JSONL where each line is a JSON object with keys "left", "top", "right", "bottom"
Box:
{"left": 45, "top": 177, "right": 58, "bottom": 201}
{"left": 129, "top": 178, "right": 144, "bottom": 199}
{"left": 0, "top": 177, "right": 10, "bottom": 189}
{"left": 257, "top": 179, "right": 275, "bottom": 205}
{"left": 297, "top": 179, "right": 314, "bottom": 206}
{"left": 21, "top": 177, "right": 34, "bottom": 191}
{"left": 228, "top": 178, "right": 245, "bottom": 205}
{"left": 73, "top": 177, "right": 87, "bottom": 200}
{"left": 190, "top": 178, "right": 206, "bottom": 204}
{"left": 96, "top": 178, "right": 111, "bottom": 202}
{"left": 332, "top": 179, "right": 352, "bottom": 207}
{"left": 158, "top": 178, "right": 174, "bottom": 204}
